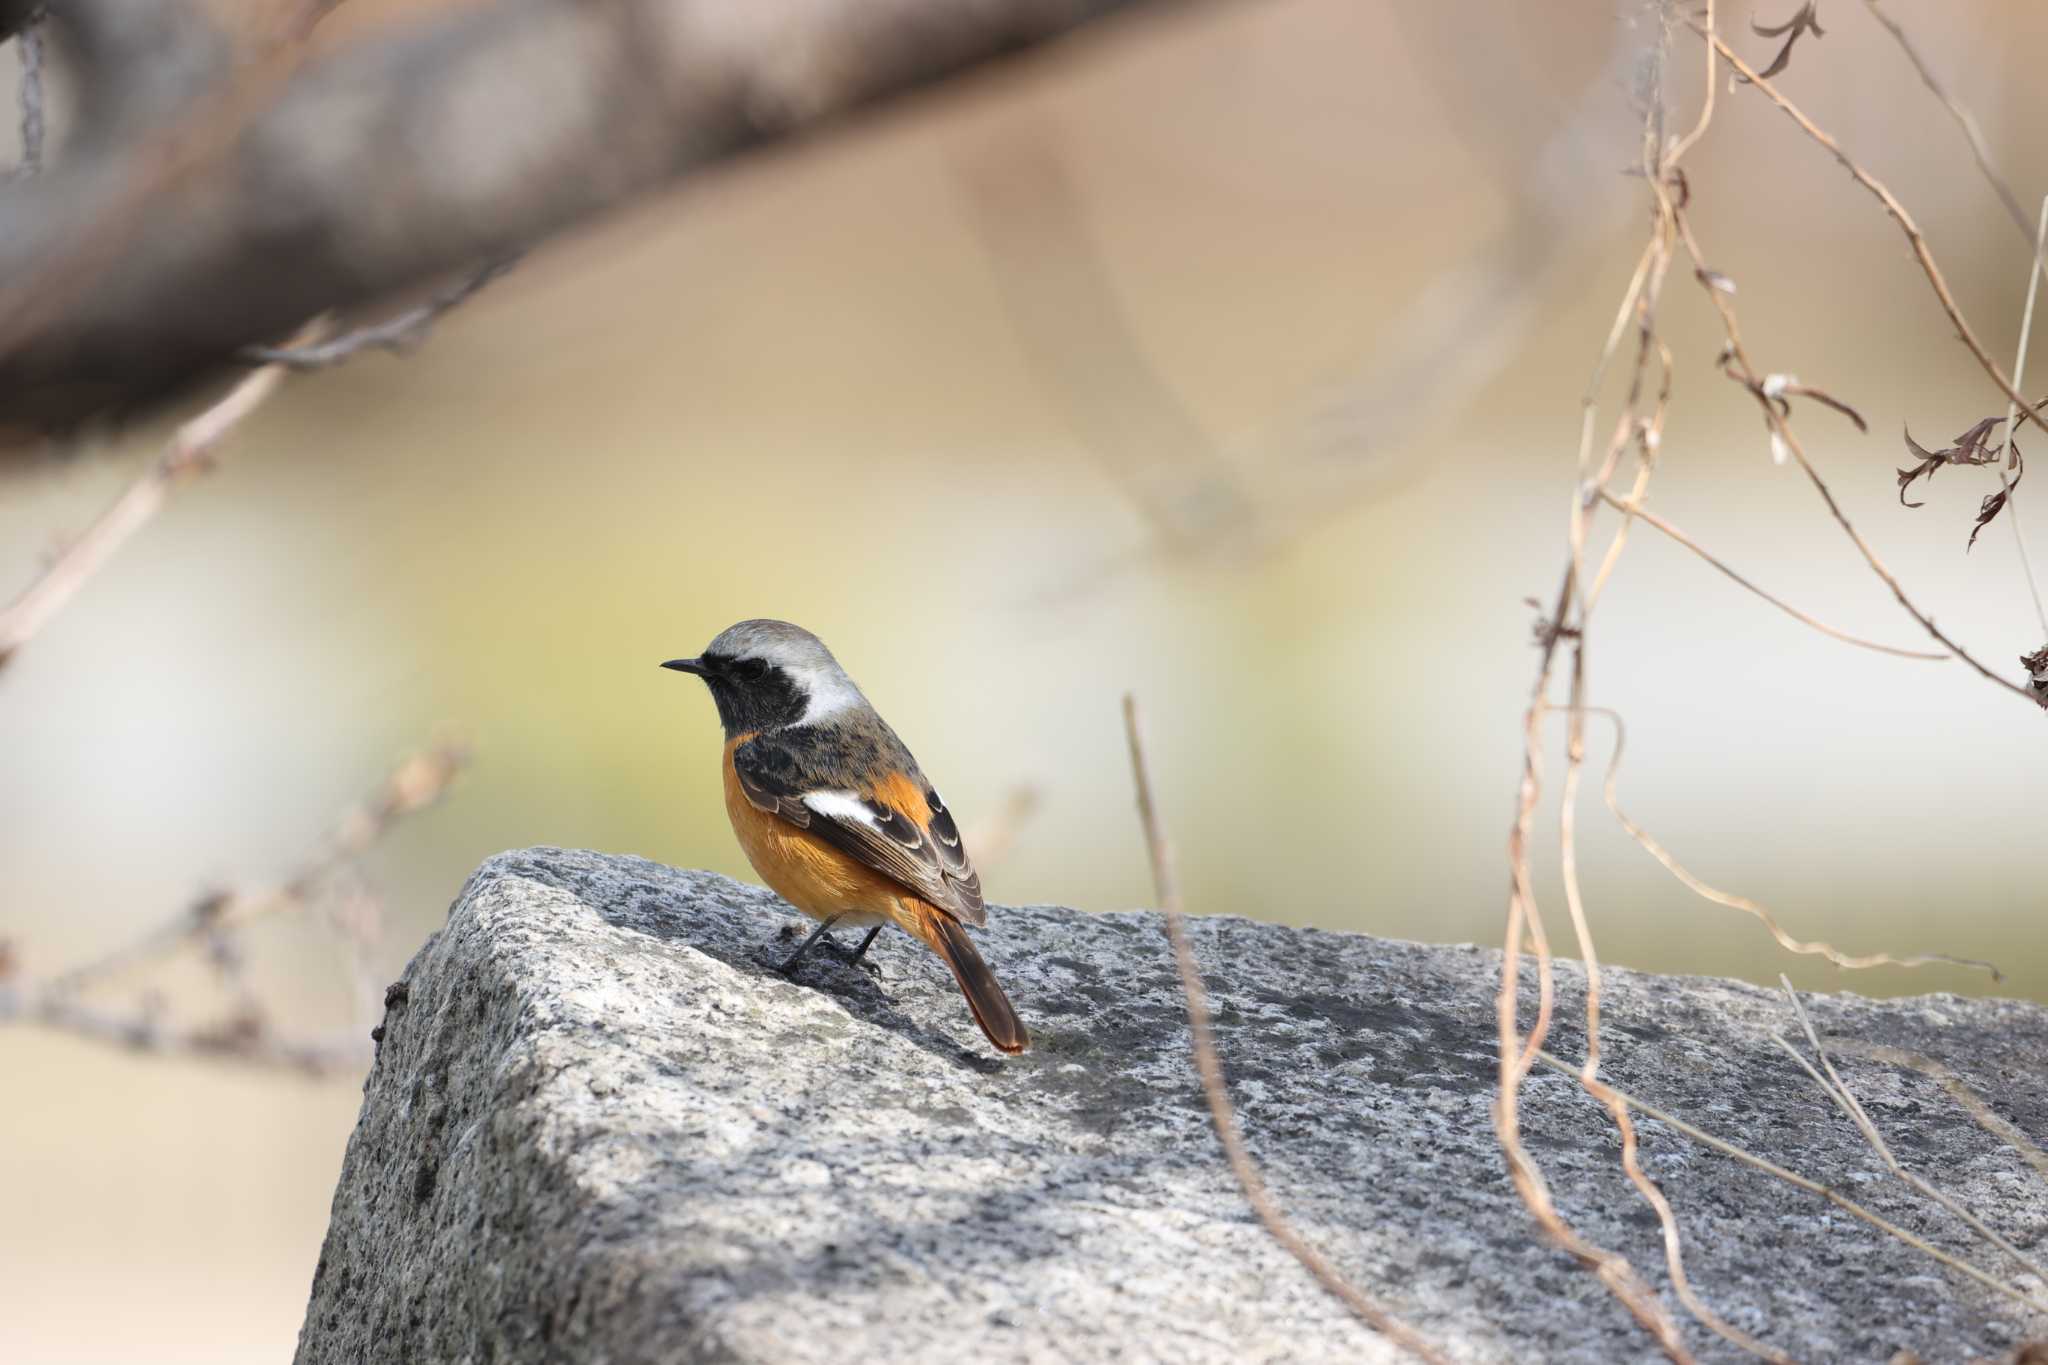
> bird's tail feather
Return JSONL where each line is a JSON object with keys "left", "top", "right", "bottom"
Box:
{"left": 907, "top": 901, "right": 1028, "bottom": 1054}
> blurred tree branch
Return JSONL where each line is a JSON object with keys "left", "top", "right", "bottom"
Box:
{"left": 0, "top": 743, "right": 467, "bottom": 1076}
{"left": 962, "top": 14, "right": 1645, "bottom": 583}
{"left": 0, "top": 0, "right": 1188, "bottom": 442}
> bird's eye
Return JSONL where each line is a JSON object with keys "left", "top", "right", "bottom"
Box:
{"left": 731, "top": 657, "right": 769, "bottom": 680}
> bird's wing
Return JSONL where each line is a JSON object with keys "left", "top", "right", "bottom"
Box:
{"left": 732, "top": 734, "right": 985, "bottom": 925}
{"left": 920, "top": 787, "right": 985, "bottom": 925}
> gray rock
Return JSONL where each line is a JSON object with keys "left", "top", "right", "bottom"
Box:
{"left": 295, "top": 847, "right": 2048, "bottom": 1364}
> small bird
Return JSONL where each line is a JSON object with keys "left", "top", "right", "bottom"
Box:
{"left": 662, "top": 619, "right": 1028, "bottom": 1054}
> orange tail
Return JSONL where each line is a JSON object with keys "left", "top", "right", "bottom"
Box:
{"left": 905, "top": 901, "right": 1028, "bottom": 1054}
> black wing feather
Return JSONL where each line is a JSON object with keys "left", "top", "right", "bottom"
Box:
{"left": 732, "top": 735, "right": 984, "bottom": 925}
{"left": 923, "top": 790, "right": 984, "bottom": 923}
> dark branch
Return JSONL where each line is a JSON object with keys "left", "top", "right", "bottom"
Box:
{"left": 0, "top": 0, "right": 1182, "bottom": 441}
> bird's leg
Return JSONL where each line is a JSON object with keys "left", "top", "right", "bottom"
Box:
{"left": 844, "top": 925, "right": 885, "bottom": 976}
{"left": 778, "top": 916, "right": 841, "bottom": 974}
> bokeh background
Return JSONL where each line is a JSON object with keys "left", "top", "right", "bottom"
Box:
{"left": 5, "top": 2, "right": 2046, "bottom": 1360}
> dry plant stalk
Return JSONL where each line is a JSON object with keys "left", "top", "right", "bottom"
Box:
{"left": 1772, "top": 980, "right": 2048, "bottom": 1296}
{"left": 1857, "top": 1, "right": 2048, "bottom": 627}
{"left": 1527, "top": 1048, "right": 2048, "bottom": 1318}
{"left": 1709, "top": 33, "right": 2048, "bottom": 445}
{"left": 1674, "top": 49, "right": 2041, "bottom": 704}
{"left": 1858, "top": 0, "right": 2032, "bottom": 248}
{"left": 1498, "top": 1, "right": 2045, "bottom": 1355}
{"left": 1995, "top": 196, "right": 2048, "bottom": 635}
{"left": 0, "top": 320, "right": 326, "bottom": 669}
{"left": 1120, "top": 695, "right": 1448, "bottom": 1364}
{"left": 1586, "top": 707, "right": 1999, "bottom": 980}
{"left": 1591, "top": 490, "right": 1948, "bottom": 661}
{"left": 1825, "top": 1040, "right": 2048, "bottom": 1187}
{"left": 1496, "top": 5, "right": 1725, "bottom": 1359}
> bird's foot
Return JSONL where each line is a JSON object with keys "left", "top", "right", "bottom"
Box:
{"left": 775, "top": 918, "right": 842, "bottom": 975}
{"left": 841, "top": 926, "right": 885, "bottom": 978}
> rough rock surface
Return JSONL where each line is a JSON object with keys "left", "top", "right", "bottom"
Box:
{"left": 296, "top": 847, "right": 2048, "bottom": 1364}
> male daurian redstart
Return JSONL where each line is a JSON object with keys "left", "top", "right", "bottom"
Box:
{"left": 662, "top": 619, "right": 1028, "bottom": 1054}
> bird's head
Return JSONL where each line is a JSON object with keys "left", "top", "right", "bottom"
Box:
{"left": 662, "top": 619, "right": 864, "bottom": 735}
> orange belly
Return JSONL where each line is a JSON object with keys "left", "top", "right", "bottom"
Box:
{"left": 723, "top": 742, "right": 910, "bottom": 928}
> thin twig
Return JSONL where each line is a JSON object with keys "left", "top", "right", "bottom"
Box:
{"left": 0, "top": 743, "right": 463, "bottom": 1072}
{"left": 1593, "top": 490, "right": 1949, "bottom": 660}
{"left": 42, "top": 743, "right": 467, "bottom": 997}
{"left": 1857, "top": 0, "right": 2048, "bottom": 634}
{"left": 1584, "top": 705, "right": 2000, "bottom": 979}
{"left": 0, "top": 986, "right": 369, "bottom": 1075}
{"left": 1664, "top": 0, "right": 1716, "bottom": 168}
{"left": 1710, "top": 33, "right": 2048, "bottom": 448}
{"left": 1120, "top": 695, "right": 1448, "bottom": 1364}
{"left": 1528, "top": 1049, "right": 2048, "bottom": 1316}
{"left": 239, "top": 256, "right": 521, "bottom": 370}
{"left": 1671, "top": 203, "right": 2042, "bottom": 707}
{"left": 0, "top": 321, "right": 325, "bottom": 670}
{"left": 1776, "top": 979, "right": 2048, "bottom": 1287}
{"left": 1858, "top": 0, "right": 2031, "bottom": 243}
{"left": 1998, "top": 196, "right": 2048, "bottom": 641}
{"left": 1826, "top": 1041, "right": 2048, "bottom": 1186}
{"left": 1556, "top": 685, "right": 1784, "bottom": 1359}
{"left": 1497, "top": 6, "right": 1702, "bottom": 1354}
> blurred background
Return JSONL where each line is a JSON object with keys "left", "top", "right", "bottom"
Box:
{"left": 4, "top": 1, "right": 2046, "bottom": 1360}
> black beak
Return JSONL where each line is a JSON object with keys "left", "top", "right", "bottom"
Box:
{"left": 661, "top": 657, "right": 708, "bottom": 676}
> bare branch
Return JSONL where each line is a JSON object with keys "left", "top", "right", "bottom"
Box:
{"left": 43, "top": 742, "right": 467, "bottom": 998}
{"left": 1120, "top": 695, "right": 1448, "bottom": 1364}
{"left": 1593, "top": 490, "right": 1948, "bottom": 660}
{"left": 0, "top": 741, "right": 464, "bottom": 1073}
{"left": 1858, "top": 0, "right": 2031, "bottom": 244}
{"left": 0, "top": 986, "right": 370, "bottom": 1075}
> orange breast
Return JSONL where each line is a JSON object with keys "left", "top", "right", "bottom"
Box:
{"left": 722, "top": 740, "right": 911, "bottom": 926}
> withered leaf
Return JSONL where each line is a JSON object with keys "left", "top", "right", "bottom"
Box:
{"left": 2022, "top": 645, "right": 2048, "bottom": 705}
{"left": 1746, "top": 2, "right": 1825, "bottom": 81}
{"left": 1897, "top": 418, "right": 2006, "bottom": 508}
{"left": 1968, "top": 442, "right": 2023, "bottom": 551}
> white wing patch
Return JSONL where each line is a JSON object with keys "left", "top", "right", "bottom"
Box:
{"left": 801, "top": 790, "right": 879, "bottom": 828}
